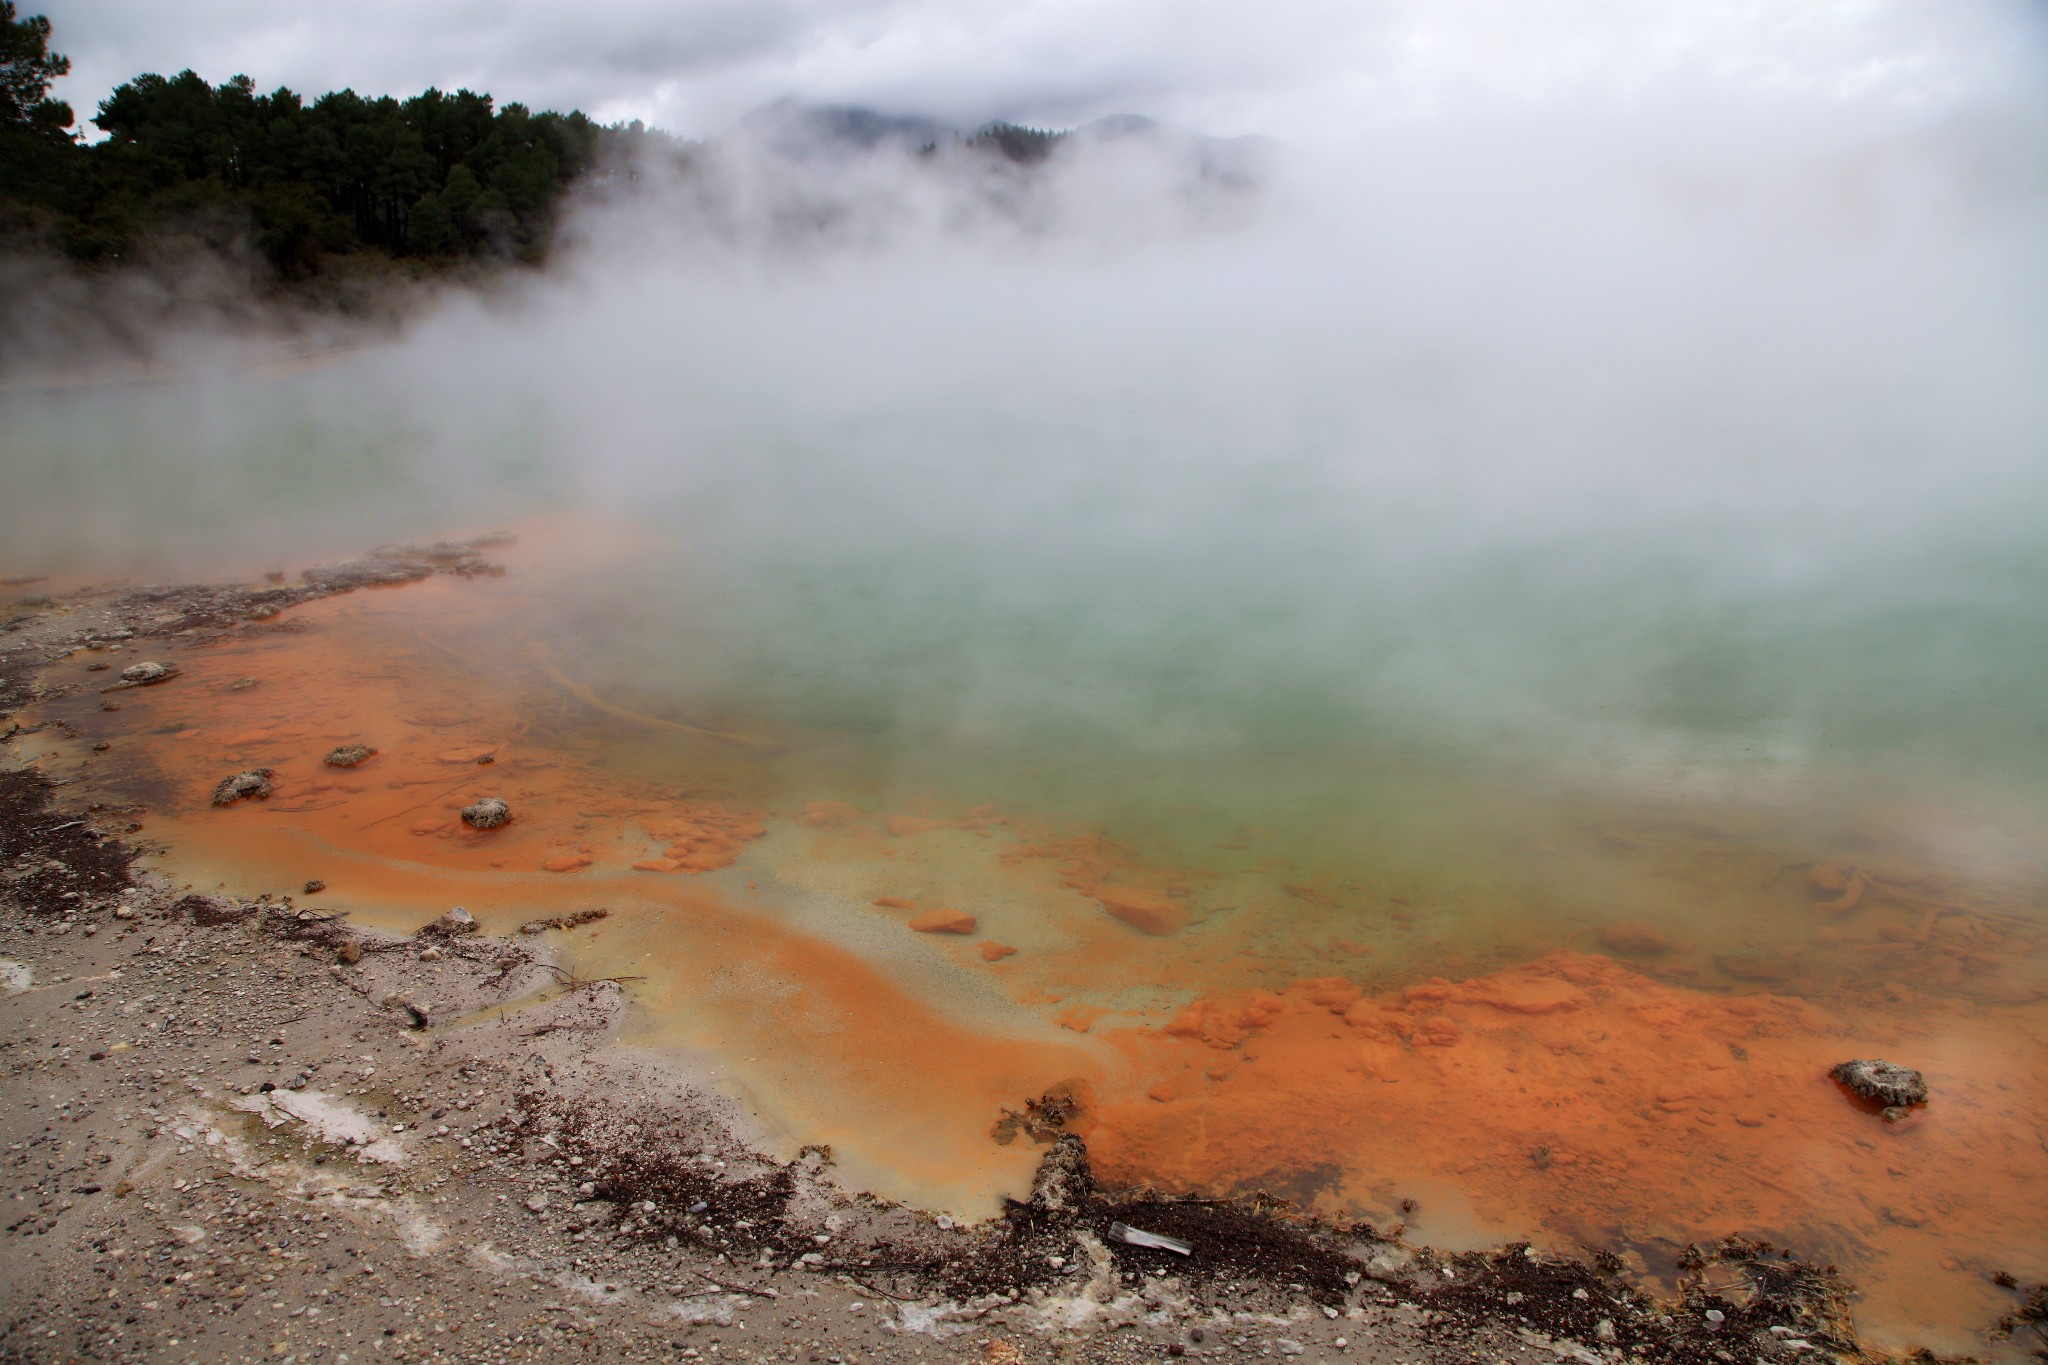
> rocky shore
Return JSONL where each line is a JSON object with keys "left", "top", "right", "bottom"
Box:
{"left": 0, "top": 550, "right": 1922, "bottom": 1363}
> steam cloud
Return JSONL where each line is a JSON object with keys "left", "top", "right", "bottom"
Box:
{"left": 7, "top": 0, "right": 2048, "bottom": 848}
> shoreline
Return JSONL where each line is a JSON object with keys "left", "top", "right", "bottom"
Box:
{"left": 0, "top": 546, "right": 2012, "bottom": 1363}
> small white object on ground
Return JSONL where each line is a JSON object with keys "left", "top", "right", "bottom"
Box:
{"left": 1106, "top": 1221, "right": 1192, "bottom": 1255}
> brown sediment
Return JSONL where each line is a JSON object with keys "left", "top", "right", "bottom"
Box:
{"left": 909, "top": 907, "right": 977, "bottom": 933}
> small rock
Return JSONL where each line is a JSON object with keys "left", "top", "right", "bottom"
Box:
{"left": 112, "top": 905, "right": 135, "bottom": 920}
{"left": 336, "top": 940, "right": 362, "bottom": 964}
{"left": 383, "top": 992, "right": 431, "bottom": 1029}
{"left": 525, "top": 1196, "right": 548, "bottom": 1214}
{"left": 1830, "top": 1058, "right": 1928, "bottom": 1112}
{"left": 418, "top": 945, "right": 443, "bottom": 962}
{"left": 210, "top": 769, "right": 274, "bottom": 806}
{"left": 304, "top": 879, "right": 326, "bottom": 894}
{"left": 422, "top": 906, "right": 477, "bottom": 937}
{"left": 461, "top": 797, "right": 511, "bottom": 830}
{"left": 120, "top": 661, "right": 176, "bottom": 685}
{"left": 323, "top": 744, "right": 377, "bottom": 768}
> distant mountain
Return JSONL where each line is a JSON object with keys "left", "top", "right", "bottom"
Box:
{"left": 732, "top": 101, "right": 1277, "bottom": 184}
{"left": 736, "top": 100, "right": 954, "bottom": 157}
{"left": 1069, "top": 114, "right": 1279, "bottom": 186}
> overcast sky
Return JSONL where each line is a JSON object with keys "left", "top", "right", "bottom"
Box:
{"left": 33, "top": 0, "right": 2048, "bottom": 142}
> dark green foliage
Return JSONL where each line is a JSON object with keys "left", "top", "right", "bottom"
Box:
{"left": 0, "top": 1, "right": 75, "bottom": 213}
{"left": 405, "top": 189, "right": 453, "bottom": 255}
{"left": 0, "top": 0, "right": 69, "bottom": 132}
{"left": 968, "top": 122, "right": 1065, "bottom": 165}
{"left": 0, "top": 8, "right": 648, "bottom": 278}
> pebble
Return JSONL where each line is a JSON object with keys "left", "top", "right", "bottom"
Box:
{"left": 1830, "top": 1058, "right": 1929, "bottom": 1111}
{"left": 211, "top": 769, "right": 275, "bottom": 806}
{"left": 460, "top": 798, "right": 511, "bottom": 830}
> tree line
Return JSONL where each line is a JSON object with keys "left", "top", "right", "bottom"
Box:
{"left": 0, "top": 3, "right": 659, "bottom": 279}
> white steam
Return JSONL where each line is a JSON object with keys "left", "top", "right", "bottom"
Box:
{"left": 6, "top": 0, "right": 2048, "bottom": 841}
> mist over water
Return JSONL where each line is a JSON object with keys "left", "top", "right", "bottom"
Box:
{"left": 10, "top": 5, "right": 2048, "bottom": 1348}
{"left": 8, "top": 10, "right": 2048, "bottom": 938}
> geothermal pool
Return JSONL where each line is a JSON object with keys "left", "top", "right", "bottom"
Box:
{"left": 12, "top": 514, "right": 2048, "bottom": 1357}
{"left": 9, "top": 85, "right": 2048, "bottom": 1347}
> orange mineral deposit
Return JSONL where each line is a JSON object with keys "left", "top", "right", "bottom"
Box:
{"left": 909, "top": 908, "right": 977, "bottom": 934}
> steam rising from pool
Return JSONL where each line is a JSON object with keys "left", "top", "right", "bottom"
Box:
{"left": 9, "top": 42, "right": 2048, "bottom": 815}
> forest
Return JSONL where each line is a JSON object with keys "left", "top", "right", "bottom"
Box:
{"left": 0, "top": 2, "right": 1087, "bottom": 306}
{"left": 0, "top": 2, "right": 662, "bottom": 279}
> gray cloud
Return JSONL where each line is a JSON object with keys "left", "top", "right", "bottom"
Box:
{"left": 34, "top": 0, "right": 2048, "bottom": 144}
